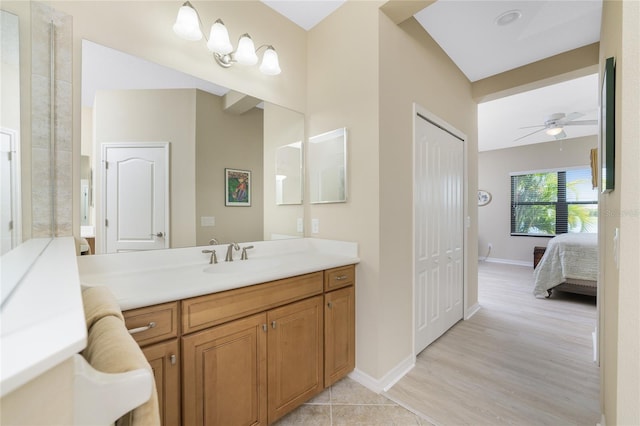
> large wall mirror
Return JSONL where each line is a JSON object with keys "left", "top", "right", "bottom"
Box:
{"left": 1, "top": 10, "right": 22, "bottom": 255}
{"left": 308, "top": 128, "right": 347, "bottom": 204}
{"left": 81, "top": 41, "right": 305, "bottom": 254}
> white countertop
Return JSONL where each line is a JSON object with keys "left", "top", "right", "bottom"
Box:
{"left": 77, "top": 238, "right": 359, "bottom": 311}
{"left": 1, "top": 238, "right": 87, "bottom": 397}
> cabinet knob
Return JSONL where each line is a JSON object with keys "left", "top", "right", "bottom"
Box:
{"left": 271, "top": 321, "right": 276, "bottom": 329}
{"left": 169, "top": 354, "right": 176, "bottom": 365}
{"left": 262, "top": 324, "right": 267, "bottom": 332}
{"left": 327, "top": 302, "right": 333, "bottom": 309}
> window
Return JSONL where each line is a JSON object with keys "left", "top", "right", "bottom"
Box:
{"left": 511, "top": 168, "right": 598, "bottom": 236}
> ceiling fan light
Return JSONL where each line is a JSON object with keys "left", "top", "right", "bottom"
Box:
{"left": 173, "top": 2, "right": 203, "bottom": 41}
{"left": 234, "top": 34, "right": 258, "bottom": 65}
{"left": 546, "top": 127, "right": 564, "bottom": 136}
{"left": 207, "top": 19, "right": 233, "bottom": 55}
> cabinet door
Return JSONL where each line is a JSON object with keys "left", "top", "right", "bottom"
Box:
{"left": 324, "top": 286, "right": 355, "bottom": 387}
{"left": 182, "top": 313, "right": 267, "bottom": 426}
{"left": 267, "top": 296, "right": 323, "bottom": 423}
{"left": 142, "top": 339, "right": 181, "bottom": 426}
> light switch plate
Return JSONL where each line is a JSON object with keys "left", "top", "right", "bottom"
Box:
{"left": 297, "top": 218, "right": 303, "bottom": 233}
{"left": 201, "top": 216, "right": 215, "bottom": 227}
{"left": 311, "top": 218, "right": 319, "bottom": 234}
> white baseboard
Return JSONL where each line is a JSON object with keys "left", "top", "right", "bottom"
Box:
{"left": 483, "top": 257, "right": 532, "bottom": 267}
{"left": 349, "top": 354, "right": 415, "bottom": 394}
{"left": 465, "top": 302, "right": 481, "bottom": 320}
{"left": 597, "top": 413, "right": 606, "bottom": 426}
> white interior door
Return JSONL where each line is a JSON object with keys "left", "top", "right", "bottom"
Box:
{"left": 103, "top": 143, "right": 169, "bottom": 253}
{"left": 414, "top": 111, "right": 464, "bottom": 355}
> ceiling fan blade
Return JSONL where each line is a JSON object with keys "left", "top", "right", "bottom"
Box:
{"left": 514, "top": 127, "right": 546, "bottom": 142}
{"left": 554, "top": 129, "right": 567, "bottom": 140}
{"left": 519, "top": 124, "right": 546, "bottom": 129}
{"left": 564, "top": 119, "right": 598, "bottom": 126}
{"left": 561, "top": 112, "right": 585, "bottom": 123}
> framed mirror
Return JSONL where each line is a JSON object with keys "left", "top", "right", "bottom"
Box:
{"left": 81, "top": 40, "right": 305, "bottom": 252}
{"left": 275, "top": 142, "right": 302, "bottom": 205}
{"left": 308, "top": 128, "right": 347, "bottom": 204}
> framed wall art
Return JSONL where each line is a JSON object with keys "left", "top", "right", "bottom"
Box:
{"left": 600, "top": 56, "right": 615, "bottom": 193}
{"left": 225, "top": 168, "right": 251, "bottom": 206}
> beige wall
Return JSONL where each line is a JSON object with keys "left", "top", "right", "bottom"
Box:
{"left": 93, "top": 89, "right": 197, "bottom": 250}
{"left": 195, "top": 90, "right": 263, "bottom": 245}
{"left": 308, "top": 2, "right": 478, "bottom": 381}
{"left": 599, "top": 0, "right": 640, "bottom": 424}
{"left": 307, "top": 1, "right": 383, "bottom": 378}
{"left": 478, "top": 136, "right": 598, "bottom": 263}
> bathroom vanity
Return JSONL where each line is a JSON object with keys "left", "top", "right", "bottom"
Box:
{"left": 77, "top": 238, "right": 358, "bottom": 425}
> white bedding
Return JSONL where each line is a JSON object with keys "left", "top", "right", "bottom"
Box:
{"left": 533, "top": 233, "right": 598, "bottom": 298}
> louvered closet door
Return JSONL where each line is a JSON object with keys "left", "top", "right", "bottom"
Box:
{"left": 414, "top": 112, "right": 464, "bottom": 355}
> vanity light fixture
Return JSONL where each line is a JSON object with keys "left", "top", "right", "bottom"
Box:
{"left": 173, "top": 1, "right": 281, "bottom": 75}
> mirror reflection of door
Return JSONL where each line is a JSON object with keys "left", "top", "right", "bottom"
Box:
{"left": 103, "top": 143, "right": 169, "bottom": 253}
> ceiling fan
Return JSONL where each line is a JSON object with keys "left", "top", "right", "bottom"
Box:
{"left": 514, "top": 112, "right": 598, "bottom": 141}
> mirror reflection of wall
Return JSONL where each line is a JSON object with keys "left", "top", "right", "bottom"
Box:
{"left": 309, "top": 128, "right": 347, "bottom": 204}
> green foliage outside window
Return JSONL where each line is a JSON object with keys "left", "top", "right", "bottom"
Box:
{"left": 511, "top": 169, "right": 597, "bottom": 236}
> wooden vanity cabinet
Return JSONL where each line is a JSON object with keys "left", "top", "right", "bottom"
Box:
{"left": 182, "top": 313, "right": 268, "bottom": 426}
{"left": 324, "top": 285, "right": 355, "bottom": 387}
{"left": 124, "top": 265, "right": 355, "bottom": 426}
{"left": 123, "top": 301, "right": 181, "bottom": 426}
{"left": 142, "top": 339, "right": 181, "bottom": 426}
{"left": 267, "top": 295, "right": 324, "bottom": 423}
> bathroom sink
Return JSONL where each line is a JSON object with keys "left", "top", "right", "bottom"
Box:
{"left": 202, "top": 258, "right": 281, "bottom": 274}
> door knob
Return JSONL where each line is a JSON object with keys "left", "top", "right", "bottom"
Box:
{"left": 150, "top": 232, "right": 164, "bottom": 238}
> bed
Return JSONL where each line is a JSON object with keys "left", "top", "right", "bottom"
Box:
{"left": 533, "top": 233, "right": 598, "bottom": 298}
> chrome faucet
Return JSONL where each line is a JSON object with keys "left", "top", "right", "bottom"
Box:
{"left": 201, "top": 249, "right": 217, "bottom": 264}
{"left": 225, "top": 243, "right": 240, "bottom": 262}
{"left": 209, "top": 238, "right": 219, "bottom": 245}
{"left": 240, "top": 245, "right": 254, "bottom": 260}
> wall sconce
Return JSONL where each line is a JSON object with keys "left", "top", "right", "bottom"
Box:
{"left": 173, "top": 1, "right": 281, "bottom": 75}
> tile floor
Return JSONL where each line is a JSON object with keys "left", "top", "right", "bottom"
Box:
{"left": 273, "top": 377, "right": 433, "bottom": 425}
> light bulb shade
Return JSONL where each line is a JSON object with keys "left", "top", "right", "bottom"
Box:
{"left": 234, "top": 34, "right": 258, "bottom": 65}
{"left": 206, "top": 19, "right": 233, "bottom": 54}
{"left": 173, "top": 3, "right": 202, "bottom": 41}
{"left": 546, "top": 127, "right": 563, "bottom": 136}
{"left": 259, "top": 46, "right": 281, "bottom": 75}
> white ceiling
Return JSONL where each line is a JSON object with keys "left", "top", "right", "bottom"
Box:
{"left": 83, "top": 1, "right": 603, "bottom": 152}
{"left": 413, "top": 0, "right": 602, "bottom": 82}
{"left": 478, "top": 73, "right": 599, "bottom": 151}
{"left": 261, "top": 0, "right": 346, "bottom": 30}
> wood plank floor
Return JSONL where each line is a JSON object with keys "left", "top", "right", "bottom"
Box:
{"left": 385, "top": 261, "right": 600, "bottom": 426}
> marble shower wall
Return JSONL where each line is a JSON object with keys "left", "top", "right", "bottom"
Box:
{"left": 30, "top": 1, "right": 72, "bottom": 237}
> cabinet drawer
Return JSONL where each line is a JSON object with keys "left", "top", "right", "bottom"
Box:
{"left": 324, "top": 265, "right": 355, "bottom": 291}
{"left": 123, "top": 301, "right": 179, "bottom": 347}
{"left": 182, "top": 271, "right": 323, "bottom": 335}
